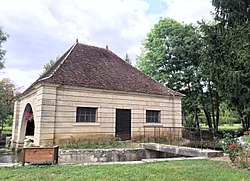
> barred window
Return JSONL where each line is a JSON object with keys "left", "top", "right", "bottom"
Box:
{"left": 146, "top": 110, "right": 160, "bottom": 123}
{"left": 76, "top": 107, "right": 97, "bottom": 122}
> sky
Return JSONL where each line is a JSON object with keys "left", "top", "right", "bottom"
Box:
{"left": 0, "top": 0, "right": 214, "bottom": 91}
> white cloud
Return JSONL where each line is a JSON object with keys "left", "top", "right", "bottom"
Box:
{"left": 0, "top": 0, "right": 214, "bottom": 90}
{"left": 164, "top": 0, "right": 214, "bottom": 23}
{"left": 0, "top": 68, "right": 41, "bottom": 91}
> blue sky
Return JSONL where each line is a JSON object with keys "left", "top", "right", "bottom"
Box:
{"left": 0, "top": 0, "right": 214, "bottom": 91}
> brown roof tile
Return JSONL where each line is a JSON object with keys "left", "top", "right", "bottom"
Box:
{"left": 22, "top": 43, "right": 183, "bottom": 97}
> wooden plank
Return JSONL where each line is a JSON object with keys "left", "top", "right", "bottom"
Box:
{"left": 22, "top": 146, "right": 59, "bottom": 165}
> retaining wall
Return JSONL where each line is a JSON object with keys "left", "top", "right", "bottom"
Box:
{"left": 59, "top": 148, "right": 179, "bottom": 164}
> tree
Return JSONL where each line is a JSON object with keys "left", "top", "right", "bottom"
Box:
{"left": 0, "top": 27, "right": 8, "bottom": 70}
{"left": 124, "top": 53, "right": 131, "bottom": 64}
{"left": 136, "top": 18, "right": 220, "bottom": 129}
{"left": 0, "top": 78, "right": 19, "bottom": 131}
{"left": 200, "top": 0, "right": 250, "bottom": 130}
{"left": 42, "top": 55, "right": 60, "bottom": 73}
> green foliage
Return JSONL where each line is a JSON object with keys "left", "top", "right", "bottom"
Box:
{"left": 42, "top": 55, "right": 60, "bottom": 73}
{"left": 219, "top": 132, "right": 238, "bottom": 153}
{"left": 200, "top": 0, "right": 250, "bottom": 130}
{"left": 0, "top": 78, "right": 19, "bottom": 132}
{"left": 219, "top": 131, "right": 249, "bottom": 167}
{"left": 235, "top": 145, "right": 250, "bottom": 169}
{"left": 218, "top": 124, "right": 243, "bottom": 131}
{"left": 4, "top": 114, "right": 13, "bottom": 127}
{"left": 61, "top": 137, "right": 138, "bottom": 149}
{"left": 243, "top": 134, "right": 250, "bottom": 143}
{"left": 136, "top": 18, "right": 220, "bottom": 129}
{"left": 228, "top": 143, "right": 242, "bottom": 163}
{"left": 124, "top": 53, "right": 131, "bottom": 64}
{"left": 0, "top": 27, "right": 8, "bottom": 70}
{"left": 1, "top": 160, "right": 250, "bottom": 180}
{"left": 43, "top": 59, "right": 55, "bottom": 72}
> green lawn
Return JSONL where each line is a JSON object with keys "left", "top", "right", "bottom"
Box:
{"left": 2, "top": 126, "right": 12, "bottom": 132}
{"left": 201, "top": 124, "right": 243, "bottom": 131}
{"left": 0, "top": 160, "right": 249, "bottom": 181}
{"left": 1, "top": 126, "right": 12, "bottom": 135}
{"left": 218, "top": 124, "right": 243, "bottom": 131}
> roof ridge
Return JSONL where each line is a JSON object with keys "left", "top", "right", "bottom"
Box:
{"left": 38, "top": 42, "right": 78, "bottom": 82}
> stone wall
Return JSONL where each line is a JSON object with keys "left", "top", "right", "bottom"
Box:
{"left": 51, "top": 85, "right": 182, "bottom": 144}
{"left": 60, "top": 148, "right": 146, "bottom": 163}
{"left": 12, "top": 83, "right": 182, "bottom": 147}
{"left": 59, "top": 148, "right": 179, "bottom": 163}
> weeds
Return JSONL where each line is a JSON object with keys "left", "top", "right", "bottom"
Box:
{"left": 60, "top": 137, "right": 139, "bottom": 149}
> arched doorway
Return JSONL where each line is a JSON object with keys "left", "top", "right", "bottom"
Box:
{"left": 23, "top": 104, "right": 35, "bottom": 136}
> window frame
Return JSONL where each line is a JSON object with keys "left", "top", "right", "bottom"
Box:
{"left": 76, "top": 107, "right": 97, "bottom": 123}
{"left": 146, "top": 110, "right": 161, "bottom": 123}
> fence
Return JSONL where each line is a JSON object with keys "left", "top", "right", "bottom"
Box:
{"left": 143, "top": 126, "right": 218, "bottom": 150}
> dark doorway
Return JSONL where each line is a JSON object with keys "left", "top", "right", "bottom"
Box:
{"left": 23, "top": 105, "right": 34, "bottom": 136}
{"left": 116, "top": 109, "right": 131, "bottom": 140}
{"left": 26, "top": 118, "right": 34, "bottom": 136}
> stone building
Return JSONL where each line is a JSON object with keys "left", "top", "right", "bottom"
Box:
{"left": 11, "top": 42, "right": 183, "bottom": 148}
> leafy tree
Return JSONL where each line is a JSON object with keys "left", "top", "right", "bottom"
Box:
{"left": 136, "top": 18, "right": 220, "bottom": 129}
{"left": 124, "top": 53, "right": 131, "bottom": 64}
{"left": 0, "top": 27, "right": 8, "bottom": 70}
{"left": 200, "top": 0, "right": 250, "bottom": 130}
{"left": 42, "top": 55, "right": 60, "bottom": 73}
{"left": 0, "top": 78, "right": 19, "bottom": 131}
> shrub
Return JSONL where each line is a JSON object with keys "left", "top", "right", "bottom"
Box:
{"left": 227, "top": 143, "right": 242, "bottom": 163}
{"left": 235, "top": 145, "right": 250, "bottom": 169}
{"left": 243, "top": 134, "right": 250, "bottom": 143}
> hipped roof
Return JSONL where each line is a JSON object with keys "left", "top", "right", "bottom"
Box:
{"left": 22, "top": 42, "right": 183, "bottom": 97}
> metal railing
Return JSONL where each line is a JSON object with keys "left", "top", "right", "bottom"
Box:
{"left": 143, "top": 126, "right": 218, "bottom": 150}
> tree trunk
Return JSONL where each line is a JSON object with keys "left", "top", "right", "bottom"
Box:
{"left": 193, "top": 107, "right": 199, "bottom": 128}
{"left": 239, "top": 110, "right": 250, "bottom": 131}
{"left": 214, "top": 93, "right": 220, "bottom": 131}
{"left": 215, "top": 105, "right": 219, "bottom": 131}
{"left": 203, "top": 108, "right": 212, "bottom": 128}
{"left": 244, "top": 116, "right": 250, "bottom": 131}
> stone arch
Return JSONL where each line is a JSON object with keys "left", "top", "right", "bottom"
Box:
{"left": 18, "top": 103, "right": 35, "bottom": 145}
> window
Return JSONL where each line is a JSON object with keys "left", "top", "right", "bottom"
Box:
{"left": 76, "top": 107, "right": 97, "bottom": 122}
{"left": 146, "top": 110, "right": 160, "bottom": 123}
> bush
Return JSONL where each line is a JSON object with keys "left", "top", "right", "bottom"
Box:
{"left": 60, "top": 137, "right": 138, "bottom": 149}
{"left": 243, "top": 134, "right": 250, "bottom": 143}
{"left": 235, "top": 145, "right": 250, "bottom": 169}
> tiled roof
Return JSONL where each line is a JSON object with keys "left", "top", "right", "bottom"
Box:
{"left": 22, "top": 43, "right": 183, "bottom": 97}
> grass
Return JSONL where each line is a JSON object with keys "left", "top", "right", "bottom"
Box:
{"left": 2, "top": 126, "right": 12, "bottom": 132}
{"left": 201, "top": 124, "right": 243, "bottom": 131}
{"left": 0, "top": 159, "right": 249, "bottom": 181}
{"left": 1, "top": 125, "right": 12, "bottom": 135}
{"left": 218, "top": 124, "right": 243, "bottom": 131}
{"left": 61, "top": 137, "right": 140, "bottom": 149}
{"left": 243, "top": 134, "right": 250, "bottom": 143}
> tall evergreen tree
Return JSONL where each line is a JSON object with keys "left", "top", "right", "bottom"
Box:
{"left": 200, "top": 0, "right": 250, "bottom": 130}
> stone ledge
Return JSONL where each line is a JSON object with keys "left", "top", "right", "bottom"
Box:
{"left": 143, "top": 143, "right": 222, "bottom": 158}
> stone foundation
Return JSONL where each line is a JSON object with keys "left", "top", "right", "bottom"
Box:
{"left": 59, "top": 148, "right": 180, "bottom": 164}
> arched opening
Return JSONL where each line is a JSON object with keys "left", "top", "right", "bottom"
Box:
{"left": 23, "top": 104, "right": 35, "bottom": 136}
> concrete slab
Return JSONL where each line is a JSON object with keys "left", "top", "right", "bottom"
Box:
{"left": 143, "top": 143, "right": 222, "bottom": 158}
{"left": 142, "top": 157, "right": 207, "bottom": 163}
{"left": 59, "top": 157, "right": 208, "bottom": 166}
{"left": 0, "top": 163, "right": 20, "bottom": 168}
